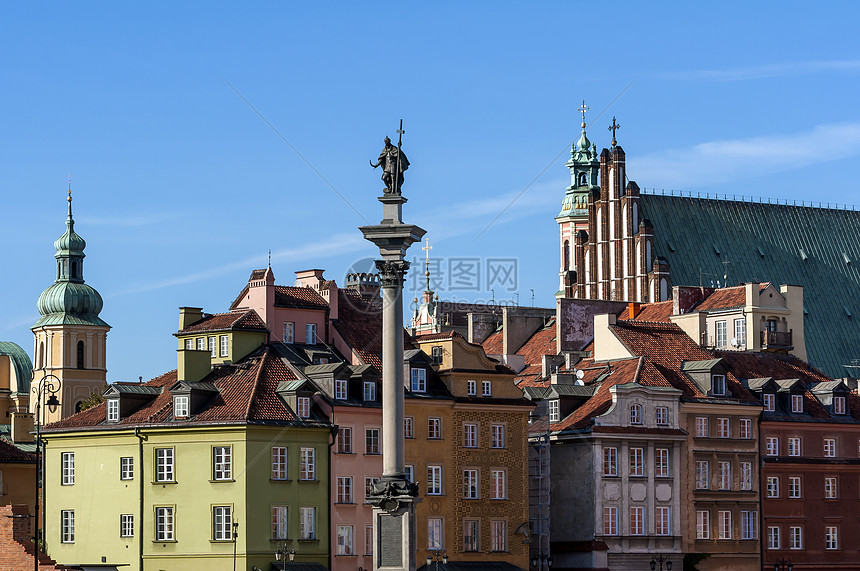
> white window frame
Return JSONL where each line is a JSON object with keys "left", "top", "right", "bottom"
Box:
{"left": 213, "top": 446, "right": 232, "bottom": 481}
{"left": 629, "top": 403, "right": 642, "bottom": 425}
{"left": 300, "top": 506, "right": 316, "bottom": 540}
{"left": 428, "top": 417, "right": 441, "bottom": 439}
{"left": 655, "top": 406, "right": 668, "bottom": 425}
{"left": 365, "top": 525, "right": 374, "bottom": 555}
{"left": 284, "top": 322, "right": 295, "bottom": 343}
{"left": 739, "top": 418, "right": 752, "bottom": 439}
{"left": 712, "top": 374, "right": 727, "bottom": 396}
{"left": 715, "top": 320, "right": 727, "bottom": 348}
{"left": 463, "top": 519, "right": 480, "bottom": 552}
{"left": 548, "top": 400, "right": 559, "bottom": 422}
{"left": 490, "top": 520, "right": 506, "bottom": 552}
{"left": 656, "top": 448, "right": 669, "bottom": 477}
{"left": 740, "top": 510, "right": 757, "bottom": 540}
{"left": 120, "top": 513, "right": 134, "bottom": 538}
{"left": 766, "top": 436, "right": 779, "bottom": 456}
{"left": 300, "top": 447, "right": 315, "bottom": 480}
{"left": 656, "top": 506, "right": 671, "bottom": 536}
{"left": 213, "top": 506, "right": 232, "bottom": 541}
{"left": 363, "top": 381, "right": 376, "bottom": 401}
{"left": 825, "top": 476, "right": 837, "bottom": 499}
{"left": 824, "top": 438, "right": 836, "bottom": 458}
{"left": 155, "top": 448, "right": 174, "bottom": 482}
{"left": 335, "top": 378, "right": 347, "bottom": 400}
{"left": 467, "top": 380, "right": 476, "bottom": 396}
{"left": 696, "top": 510, "right": 710, "bottom": 539}
{"left": 825, "top": 525, "right": 838, "bottom": 550}
{"left": 696, "top": 460, "right": 710, "bottom": 490}
{"left": 61, "top": 452, "right": 75, "bottom": 485}
{"left": 337, "top": 427, "right": 352, "bottom": 454}
{"left": 297, "top": 396, "right": 311, "bottom": 418}
{"left": 209, "top": 336, "right": 217, "bottom": 357}
{"left": 604, "top": 447, "right": 618, "bottom": 477}
{"left": 788, "top": 437, "right": 801, "bottom": 457}
{"left": 305, "top": 323, "right": 317, "bottom": 344}
{"left": 107, "top": 399, "right": 119, "bottom": 422}
{"left": 365, "top": 477, "right": 380, "bottom": 502}
{"left": 604, "top": 506, "right": 618, "bottom": 536}
{"left": 336, "top": 525, "right": 354, "bottom": 555}
{"left": 411, "top": 368, "right": 427, "bottom": 392}
{"left": 734, "top": 317, "right": 746, "bottom": 346}
{"left": 184, "top": 338, "right": 194, "bottom": 350}
{"left": 791, "top": 393, "right": 803, "bottom": 413}
{"left": 463, "top": 423, "right": 477, "bottom": 448}
{"left": 197, "top": 337, "right": 205, "bottom": 351}
{"left": 365, "top": 428, "right": 380, "bottom": 455}
{"left": 629, "top": 506, "right": 644, "bottom": 536}
{"left": 155, "top": 506, "right": 174, "bottom": 541}
{"left": 428, "top": 518, "right": 443, "bottom": 550}
{"left": 219, "top": 335, "right": 229, "bottom": 357}
{"left": 789, "top": 476, "right": 801, "bottom": 498}
{"left": 717, "top": 417, "right": 730, "bottom": 438}
{"left": 695, "top": 416, "right": 709, "bottom": 438}
{"left": 789, "top": 526, "right": 802, "bottom": 550}
{"left": 174, "top": 395, "right": 189, "bottom": 418}
{"left": 463, "top": 469, "right": 479, "bottom": 499}
{"left": 337, "top": 476, "right": 353, "bottom": 504}
{"left": 767, "top": 526, "right": 780, "bottom": 550}
{"left": 272, "top": 506, "right": 288, "bottom": 540}
{"left": 740, "top": 462, "right": 752, "bottom": 490}
{"left": 61, "top": 510, "right": 75, "bottom": 543}
{"left": 404, "top": 417, "right": 414, "bottom": 439}
{"left": 629, "top": 448, "right": 644, "bottom": 477}
{"left": 718, "top": 461, "right": 731, "bottom": 490}
{"left": 481, "top": 380, "right": 492, "bottom": 397}
{"left": 491, "top": 424, "right": 505, "bottom": 448}
{"left": 763, "top": 393, "right": 775, "bottom": 412}
{"left": 767, "top": 476, "right": 779, "bottom": 498}
{"left": 718, "top": 510, "right": 732, "bottom": 540}
{"left": 271, "top": 446, "right": 288, "bottom": 480}
{"left": 427, "top": 465, "right": 442, "bottom": 495}
{"left": 120, "top": 457, "right": 134, "bottom": 480}
{"left": 834, "top": 396, "right": 846, "bottom": 414}
{"left": 491, "top": 469, "right": 506, "bottom": 499}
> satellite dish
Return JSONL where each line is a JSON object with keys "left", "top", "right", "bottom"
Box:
{"left": 575, "top": 369, "right": 585, "bottom": 380}
{"left": 730, "top": 337, "right": 739, "bottom": 347}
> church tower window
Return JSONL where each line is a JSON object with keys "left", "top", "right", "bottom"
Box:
{"left": 564, "top": 241, "right": 570, "bottom": 271}
{"left": 76, "top": 340, "right": 85, "bottom": 369}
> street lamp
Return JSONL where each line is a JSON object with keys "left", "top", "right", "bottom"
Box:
{"left": 650, "top": 554, "right": 672, "bottom": 571}
{"left": 426, "top": 550, "right": 448, "bottom": 571}
{"left": 33, "top": 373, "right": 60, "bottom": 571}
{"left": 276, "top": 545, "right": 295, "bottom": 569}
{"left": 774, "top": 559, "right": 793, "bottom": 571}
{"left": 532, "top": 554, "right": 553, "bottom": 571}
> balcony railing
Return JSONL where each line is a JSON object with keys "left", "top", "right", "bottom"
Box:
{"left": 761, "top": 329, "right": 793, "bottom": 349}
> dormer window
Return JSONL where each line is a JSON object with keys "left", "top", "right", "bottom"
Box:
{"left": 363, "top": 381, "right": 376, "bottom": 402}
{"left": 174, "top": 395, "right": 190, "bottom": 418}
{"left": 467, "top": 380, "right": 476, "bottom": 396}
{"left": 335, "top": 379, "right": 347, "bottom": 400}
{"left": 834, "top": 396, "right": 847, "bottom": 415}
{"left": 712, "top": 375, "right": 727, "bottom": 396}
{"left": 548, "top": 400, "right": 560, "bottom": 422}
{"left": 106, "top": 399, "right": 119, "bottom": 422}
{"left": 655, "top": 406, "right": 668, "bottom": 426}
{"left": 431, "top": 346, "right": 443, "bottom": 365}
{"left": 411, "top": 368, "right": 426, "bottom": 392}
{"left": 629, "top": 404, "right": 643, "bottom": 425}
{"left": 482, "top": 381, "right": 492, "bottom": 397}
{"left": 305, "top": 323, "right": 317, "bottom": 344}
{"left": 791, "top": 394, "right": 803, "bottom": 413}
{"left": 297, "top": 396, "right": 311, "bottom": 418}
{"left": 763, "top": 393, "right": 775, "bottom": 412}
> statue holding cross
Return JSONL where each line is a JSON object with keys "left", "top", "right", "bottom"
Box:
{"left": 371, "top": 120, "right": 410, "bottom": 195}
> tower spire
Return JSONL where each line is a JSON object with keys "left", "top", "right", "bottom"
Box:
{"left": 608, "top": 116, "right": 621, "bottom": 147}
{"left": 421, "top": 237, "right": 433, "bottom": 293}
{"left": 67, "top": 174, "right": 73, "bottom": 224}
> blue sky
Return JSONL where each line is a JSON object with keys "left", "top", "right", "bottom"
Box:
{"left": 2, "top": 2, "right": 859, "bottom": 383}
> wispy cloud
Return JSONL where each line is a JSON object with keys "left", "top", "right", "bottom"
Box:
{"left": 661, "top": 60, "right": 860, "bottom": 82}
{"left": 629, "top": 122, "right": 860, "bottom": 189}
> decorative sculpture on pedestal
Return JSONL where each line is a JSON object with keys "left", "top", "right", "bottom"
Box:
{"left": 360, "top": 121, "right": 425, "bottom": 571}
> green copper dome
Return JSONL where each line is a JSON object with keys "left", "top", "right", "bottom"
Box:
{"left": 575, "top": 128, "right": 591, "bottom": 153}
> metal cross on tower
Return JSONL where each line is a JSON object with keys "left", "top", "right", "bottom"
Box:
{"left": 609, "top": 116, "right": 621, "bottom": 146}
{"left": 578, "top": 99, "right": 589, "bottom": 128}
{"left": 422, "top": 237, "right": 432, "bottom": 269}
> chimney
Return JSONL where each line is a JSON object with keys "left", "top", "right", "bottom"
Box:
{"left": 627, "top": 302, "right": 642, "bottom": 320}
{"left": 178, "top": 307, "right": 204, "bottom": 331}
{"left": 295, "top": 269, "right": 326, "bottom": 289}
{"left": 177, "top": 348, "right": 211, "bottom": 383}
{"left": 11, "top": 412, "right": 34, "bottom": 443}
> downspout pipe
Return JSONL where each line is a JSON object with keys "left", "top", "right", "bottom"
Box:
{"left": 135, "top": 428, "right": 148, "bottom": 571}
{"left": 327, "top": 423, "right": 338, "bottom": 571}
{"left": 757, "top": 413, "right": 764, "bottom": 571}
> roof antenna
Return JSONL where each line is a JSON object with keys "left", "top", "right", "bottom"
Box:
{"left": 268, "top": 249, "right": 271, "bottom": 268}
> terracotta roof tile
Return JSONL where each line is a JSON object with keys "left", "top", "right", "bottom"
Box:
{"left": 413, "top": 331, "right": 458, "bottom": 341}
{"left": 552, "top": 358, "right": 645, "bottom": 431}
{"left": 333, "top": 290, "right": 384, "bottom": 369}
{"left": 274, "top": 285, "right": 329, "bottom": 309}
{"left": 0, "top": 438, "right": 35, "bottom": 463}
{"left": 630, "top": 301, "right": 673, "bottom": 322}
{"left": 176, "top": 309, "right": 267, "bottom": 335}
{"left": 693, "top": 283, "right": 767, "bottom": 312}
{"left": 481, "top": 329, "right": 503, "bottom": 355}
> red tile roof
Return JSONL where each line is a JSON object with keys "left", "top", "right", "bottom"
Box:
{"left": 0, "top": 438, "right": 35, "bottom": 463}
{"left": 630, "top": 301, "right": 673, "bottom": 322}
{"left": 693, "top": 283, "right": 768, "bottom": 312}
{"left": 333, "top": 290, "right": 384, "bottom": 369}
{"left": 413, "top": 331, "right": 458, "bottom": 342}
{"left": 514, "top": 320, "right": 556, "bottom": 385}
{"left": 274, "top": 285, "right": 329, "bottom": 309}
{"left": 176, "top": 309, "right": 267, "bottom": 335}
{"left": 481, "top": 329, "right": 503, "bottom": 355}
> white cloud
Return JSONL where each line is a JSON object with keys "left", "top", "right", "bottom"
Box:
{"left": 661, "top": 60, "right": 860, "bottom": 82}
{"left": 628, "top": 122, "right": 860, "bottom": 189}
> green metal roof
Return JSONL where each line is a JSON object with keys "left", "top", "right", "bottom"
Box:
{"left": 641, "top": 194, "right": 860, "bottom": 379}
{"left": 681, "top": 358, "right": 724, "bottom": 372}
{"left": 0, "top": 341, "right": 33, "bottom": 394}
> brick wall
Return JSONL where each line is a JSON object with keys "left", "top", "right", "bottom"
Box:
{"left": 0, "top": 504, "right": 65, "bottom": 571}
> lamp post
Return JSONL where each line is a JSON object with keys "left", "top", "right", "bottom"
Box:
{"left": 425, "top": 551, "right": 447, "bottom": 571}
{"left": 649, "top": 555, "right": 672, "bottom": 571}
{"left": 773, "top": 559, "right": 793, "bottom": 571}
{"left": 531, "top": 554, "right": 553, "bottom": 571}
{"left": 276, "top": 545, "right": 295, "bottom": 570}
{"left": 33, "top": 373, "right": 60, "bottom": 571}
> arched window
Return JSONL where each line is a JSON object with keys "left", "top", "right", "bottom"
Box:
{"left": 630, "top": 403, "right": 643, "bottom": 425}
{"left": 75, "top": 401, "right": 84, "bottom": 413}
{"left": 578, "top": 172, "right": 587, "bottom": 186}
{"left": 71, "top": 261, "right": 78, "bottom": 279}
{"left": 563, "top": 240, "right": 570, "bottom": 270}
{"left": 77, "top": 340, "right": 85, "bottom": 369}
{"left": 38, "top": 341, "right": 45, "bottom": 369}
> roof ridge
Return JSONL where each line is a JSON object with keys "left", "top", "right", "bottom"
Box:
{"left": 244, "top": 349, "right": 269, "bottom": 419}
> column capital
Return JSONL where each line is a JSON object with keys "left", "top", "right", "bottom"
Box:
{"left": 375, "top": 260, "right": 411, "bottom": 288}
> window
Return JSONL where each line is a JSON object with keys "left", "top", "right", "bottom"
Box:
{"left": 603, "top": 447, "right": 618, "bottom": 477}
{"left": 763, "top": 393, "right": 775, "bottom": 412}
{"left": 825, "top": 476, "right": 837, "bottom": 498}
{"left": 695, "top": 416, "right": 709, "bottom": 437}
{"left": 365, "top": 525, "right": 373, "bottom": 555}
{"left": 107, "top": 399, "right": 119, "bottom": 422}
{"left": 548, "top": 400, "right": 559, "bottom": 422}
{"left": 363, "top": 381, "right": 376, "bottom": 401}
{"left": 272, "top": 506, "right": 288, "bottom": 540}
{"left": 767, "top": 477, "right": 779, "bottom": 498}
{"left": 630, "top": 506, "right": 644, "bottom": 535}
{"left": 120, "top": 514, "right": 134, "bottom": 538}
{"left": 712, "top": 374, "right": 727, "bottom": 396}
{"left": 629, "top": 403, "right": 642, "bottom": 424}
{"left": 337, "top": 427, "right": 352, "bottom": 454}
{"left": 717, "top": 417, "right": 730, "bottom": 438}
{"left": 305, "top": 323, "right": 317, "bottom": 344}
{"left": 464, "top": 519, "right": 479, "bottom": 552}
{"left": 739, "top": 418, "right": 752, "bottom": 439}
{"left": 629, "top": 448, "right": 644, "bottom": 477}
{"left": 656, "top": 506, "right": 671, "bottom": 535}
{"left": 656, "top": 448, "right": 669, "bottom": 477}
{"left": 76, "top": 340, "right": 85, "bottom": 369}
{"left": 467, "top": 380, "right": 476, "bottom": 396}
{"left": 788, "top": 437, "right": 801, "bottom": 457}
{"left": 766, "top": 437, "right": 779, "bottom": 456}
{"left": 825, "top": 525, "right": 838, "bottom": 550}
{"left": 155, "top": 507, "right": 174, "bottom": 541}
{"left": 61, "top": 510, "right": 75, "bottom": 543}
{"left": 490, "top": 520, "right": 506, "bottom": 552}
{"left": 734, "top": 317, "right": 746, "bottom": 346}
{"left": 428, "top": 518, "right": 443, "bottom": 550}
{"left": 337, "top": 476, "right": 353, "bottom": 503}
{"left": 174, "top": 395, "right": 189, "bottom": 418}
{"left": 789, "top": 526, "right": 802, "bottom": 550}
{"left": 213, "top": 446, "right": 232, "bottom": 480}
{"left": 718, "top": 462, "right": 731, "bottom": 490}
{"left": 789, "top": 476, "right": 801, "bottom": 498}
{"left": 300, "top": 507, "right": 316, "bottom": 539}
{"left": 120, "top": 457, "right": 134, "bottom": 480}
{"left": 696, "top": 460, "right": 710, "bottom": 489}
{"left": 365, "top": 477, "right": 380, "bottom": 502}
{"left": 365, "top": 428, "right": 380, "bottom": 454}
{"left": 824, "top": 438, "right": 836, "bottom": 458}
{"left": 213, "top": 506, "right": 232, "bottom": 541}
{"left": 156, "top": 448, "right": 174, "bottom": 482}
{"left": 834, "top": 396, "right": 846, "bottom": 414}
{"left": 767, "top": 526, "right": 780, "bottom": 549}
{"left": 463, "top": 423, "right": 477, "bottom": 448}
{"left": 297, "top": 396, "right": 310, "bottom": 418}
{"left": 404, "top": 417, "right": 414, "bottom": 439}
{"left": 61, "top": 452, "right": 75, "bottom": 485}
{"left": 336, "top": 525, "right": 354, "bottom": 555}
{"left": 715, "top": 320, "right": 727, "bottom": 348}
{"left": 272, "top": 447, "right": 288, "bottom": 480}
{"left": 603, "top": 506, "right": 618, "bottom": 535}
{"left": 219, "top": 335, "right": 229, "bottom": 357}
{"left": 655, "top": 406, "right": 668, "bottom": 425}
{"left": 741, "top": 511, "right": 757, "bottom": 540}
{"left": 411, "top": 368, "right": 427, "bottom": 392}
{"left": 491, "top": 424, "right": 505, "bottom": 448}
{"left": 482, "top": 380, "right": 492, "bottom": 397}
{"left": 791, "top": 394, "right": 803, "bottom": 413}
{"left": 185, "top": 338, "right": 194, "bottom": 350}
{"left": 740, "top": 462, "right": 752, "bottom": 490}
{"left": 335, "top": 379, "right": 347, "bottom": 400}
{"left": 491, "top": 470, "right": 506, "bottom": 499}
{"left": 428, "top": 417, "right": 442, "bottom": 439}
{"left": 718, "top": 510, "right": 732, "bottom": 539}
{"left": 405, "top": 465, "right": 414, "bottom": 483}
{"left": 284, "top": 322, "right": 295, "bottom": 343}
{"left": 197, "top": 337, "right": 205, "bottom": 351}
{"left": 696, "top": 510, "right": 710, "bottom": 539}
{"left": 209, "top": 336, "right": 217, "bottom": 357}
{"left": 427, "top": 466, "right": 442, "bottom": 495}
{"left": 431, "top": 346, "right": 443, "bottom": 365}
{"left": 300, "top": 448, "right": 315, "bottom": 480}
{"left": 463, "top": 469, "right": 479, "bottom": 499}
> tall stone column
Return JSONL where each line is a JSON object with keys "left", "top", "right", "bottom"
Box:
{"left": 361, "top": 186, "right": 425, "bottom": 571}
